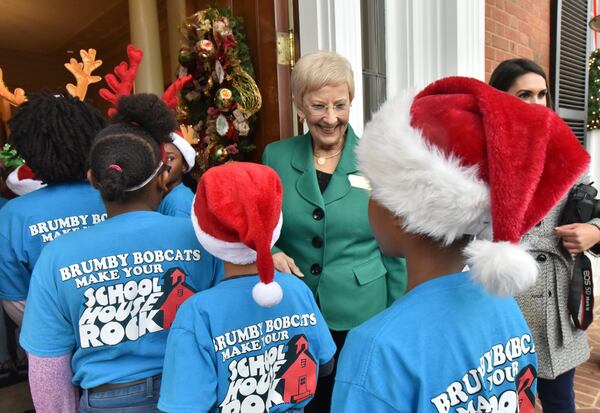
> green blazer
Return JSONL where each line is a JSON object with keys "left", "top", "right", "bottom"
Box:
{"left": 262, "top": 126, "right": 406, "bottom": 330}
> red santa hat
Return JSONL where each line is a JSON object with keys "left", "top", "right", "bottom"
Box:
{"left": 358, "top": 76, "right": 590, "bottom": 296}
{"left": 191, "top": 162, "right": 284, "bottom": 307}
{"left": 169, "top": 132, "right": 195, "bottom": 173}
{"left": 5, "top": 164, "right": 46, "bottom": 196}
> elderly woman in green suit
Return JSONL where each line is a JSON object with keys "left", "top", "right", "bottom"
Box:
{"left": 262, "top": 51, "right": 407, "bottom": 411}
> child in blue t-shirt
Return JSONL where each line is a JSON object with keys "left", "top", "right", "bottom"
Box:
{"left": 20, "top": 94, "right": 223, "bottom": 413}
{"left": 157, "top": 132, "right": 195, "bottom": 217}
{"left": 332, "top": 78, "right": 591, "bottom": 412}
{"left": 0, "top": 92, "right": 107, "bottom": 324}
{"left": 159, "top": 162, "right": 336, "bottom": 413}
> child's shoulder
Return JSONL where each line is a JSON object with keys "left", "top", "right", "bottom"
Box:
{"left": 274, "top": 271, "right": 308, "bottom": 287}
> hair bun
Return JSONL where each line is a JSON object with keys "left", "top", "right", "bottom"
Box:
{"left": 112, "top": 94, "right": 177, "bottom": 142}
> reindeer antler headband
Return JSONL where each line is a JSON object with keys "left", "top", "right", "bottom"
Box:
{"left": 64, "top": 49, "right": 103, "bottom": 101}
{"left": 99, "top": 44, "right": 192, "bottom": 117}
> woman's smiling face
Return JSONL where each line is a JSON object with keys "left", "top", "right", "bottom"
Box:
{"left": 297, "top": 83, "right": 351, "bottom": 150}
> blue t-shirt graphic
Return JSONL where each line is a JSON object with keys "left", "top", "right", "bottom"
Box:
{"left": 0, "top": 182, "right": 106, "bottom": 300}
{"left": 158, "top": 182, "right": 194, "bottom": 218}
{"left": 20, "top": 211, "right": 224, "bottom": 389}
{"left": 332, "top": 272, "right": 538, "bottom": 413}
{"left": 158, "top": 272, "right": 336, "bottom": 413}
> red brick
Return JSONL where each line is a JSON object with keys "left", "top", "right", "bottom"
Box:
{"left": 504, "top": 27, "right": 519, "bottom": 42}
{"left": 519, "top": 32, "right": 530, "bottom": 46}
{"left": 485, "top": 32, "right": 493, "bottom": 46}
{"left": 493, "top": 35, "right": 510, "bottom": 51}
{"left": 495, "top": 21, "right": 505, "bottom": 37}
{"left": 505, "top": 1, "right": 522, "bottom": 17}
{"left": 493, "top": 8, "right": 510, "bottom": 25}
{"left": 485, "top": 45, "right": 496, "bottom": 61}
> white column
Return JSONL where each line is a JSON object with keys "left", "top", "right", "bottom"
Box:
{"left": 297, "top": 0, "right": 364, "bottom": 135}
{"left": 385, "top": 0, "right": 484, "bottom": 97}
{"left": 129, "top": 0, "right": 164, "bottom": 95}
{"left": 166, "top": 0, "right": 186, "bottom": 80}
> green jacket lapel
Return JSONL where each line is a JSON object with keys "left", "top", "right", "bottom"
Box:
{"left": 291, "top": 132, "right": 324, "bottom": 208}
{"left": 323, "top": 126, "right": 359, "bottom": 205}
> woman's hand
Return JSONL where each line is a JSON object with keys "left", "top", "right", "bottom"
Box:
{"left": 554, "top": 223, "right": 600, "bottom": 254}
{"left": 273, "top": 252, "right": 304, "bottom": 278}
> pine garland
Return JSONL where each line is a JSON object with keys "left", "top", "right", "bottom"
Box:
{"left": 175, "top": 6, "right": 261, "bottom": 177}
{"left": 587, "top": 48, "right": 600, "bottom": 130}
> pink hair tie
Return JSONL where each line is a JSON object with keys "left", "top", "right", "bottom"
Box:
{"left": 108, "top": 164, "right": 123, "bottom": 172}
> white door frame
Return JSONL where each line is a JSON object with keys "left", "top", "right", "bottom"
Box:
{"left": 298, "top": 0, "right": 485, "bottom": 135}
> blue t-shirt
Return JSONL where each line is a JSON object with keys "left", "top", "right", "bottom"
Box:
{"left": 0, "top": 197, "right": 7, "bottom": 210}
{"left": 158, "top": 272, "right": 336, "bottom": 413}
{"left": 158, "top": 182, "right": 194, "bottom": 218}
{"left": 20, "top": 211, "right": 224, "bottom": 389}
{"left": 332, "top": 272, "right": 538, "bottom": 413}
{"left": 0, "top": 182, "right": 106, "bottom": 300}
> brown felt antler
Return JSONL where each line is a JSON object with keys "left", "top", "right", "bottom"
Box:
{"left": 64, "top": 49, "right": 103, "bottom": 101}
{"left": 179, "top": 124, "right": 199, "bottom": 145}
{"left": 0, "top": 68, "right": 27, "bottom": 107}
{"left": 99, "top": 44, "right": 144, "bottom": 117}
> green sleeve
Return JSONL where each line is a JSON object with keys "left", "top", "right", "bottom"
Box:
{"left": 382, "top": 255, "right": 407, "bottom": 306}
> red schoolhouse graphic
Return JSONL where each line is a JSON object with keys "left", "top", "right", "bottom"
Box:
{"left": 154, "top": 267, "right": 196, "bottom": 329}
{"left": 277, "top": 334, "right": 317, "bottom": 403}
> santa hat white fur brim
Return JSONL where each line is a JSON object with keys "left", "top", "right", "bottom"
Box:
{"left": 191, "top": 203, "right": 284, "bottom": 306}
{"left": 191, "top": 203, "right": 283, "bottom": 265}
{"left": 6, "top": 166, "right": 47, "bottom": 196}
{"left": 170, "top": 133, "right": 196, "bottom": 173}
{"left": 357, "top": 91, "right": 537, "bottom": 296}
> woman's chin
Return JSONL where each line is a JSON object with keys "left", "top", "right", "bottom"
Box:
{"left": 312, "top": 127, "right": 344, "bottom": 146}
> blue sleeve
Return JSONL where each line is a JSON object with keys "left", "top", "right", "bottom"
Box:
{"left": 0, "top": 231, "right": 31, "bottom": 301}
{"left": 170, "top": 208, "right": 191, "bottom": 218}
{"left": 158, "top": 303, "right": 217, "bottom": 413}
{"left": 332, "top": 381, "right": 401, "bottom": 413}
{"left": 20, "top": 251, "right": 75, "bottom": 356}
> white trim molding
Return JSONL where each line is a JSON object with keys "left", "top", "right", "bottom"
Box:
{"left": 298, "top": 0, "right": 364, "bottom": 135}
{"left": 385, "top": 0, "right": 484, "bottom": 97}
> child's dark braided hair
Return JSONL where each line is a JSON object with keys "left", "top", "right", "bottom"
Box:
{"left": 8, "top": 91, "right": 106, "bottom": 184}
{"left": 90, "top": 94, "right": 177, "bottom": 202}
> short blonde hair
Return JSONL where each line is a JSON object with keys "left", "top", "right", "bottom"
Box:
{"left": 291, "top": 51, "right": 355, "bottom": 107}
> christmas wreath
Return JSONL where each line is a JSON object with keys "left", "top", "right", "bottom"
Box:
{"left": 176, "top": 6, "right": 262, "bottom": 176}
{"left": 588, "top": 49, "right": 600, "bottom": 131}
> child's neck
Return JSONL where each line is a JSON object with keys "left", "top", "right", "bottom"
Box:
{"left": 166, "top": 177, "right": 182, "bottom": 193}
{"left": 224, "top": 261, "right": 259, "bottom": 279}
{"left": 404, "top": 237, "right": 467, "bottom": 293}
{"left": 104, "top": 201, "right": 156, "bottom": 218}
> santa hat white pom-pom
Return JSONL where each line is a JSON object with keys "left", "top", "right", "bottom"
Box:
{"left": 464, "top": 239, "right": 538, "bottom": 296}
{"left": 252, "top": 281, "right": 283, "bottom": 307}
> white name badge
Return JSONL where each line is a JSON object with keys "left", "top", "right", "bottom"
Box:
{"left": 348, "top": 174, "right": 371, "bottom": 191}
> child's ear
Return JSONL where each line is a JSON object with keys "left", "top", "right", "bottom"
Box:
{"left": 157, "top": 169, "right": 169, "bottom": 193}
{"left": 87, "top": 170, "right": 99, "bottom": 189}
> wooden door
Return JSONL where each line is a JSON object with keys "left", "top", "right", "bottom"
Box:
{"left": 186, "top": 0, "right": 298, "bottom": 162}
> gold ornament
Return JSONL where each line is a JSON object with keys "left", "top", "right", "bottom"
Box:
{"left": 231, "top": 66, "right": 262, "bottom": 116}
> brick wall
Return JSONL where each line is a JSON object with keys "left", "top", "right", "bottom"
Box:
{"left": 485, "top": 0, "right": 551, "bottom": 81}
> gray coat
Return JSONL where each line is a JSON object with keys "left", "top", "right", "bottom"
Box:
{"left": 516, "top": 176, "right": 600, "bottom": 379}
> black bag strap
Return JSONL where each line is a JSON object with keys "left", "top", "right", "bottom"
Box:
{"left": 568, "top": 254, "right": 595, "bottom": 330}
